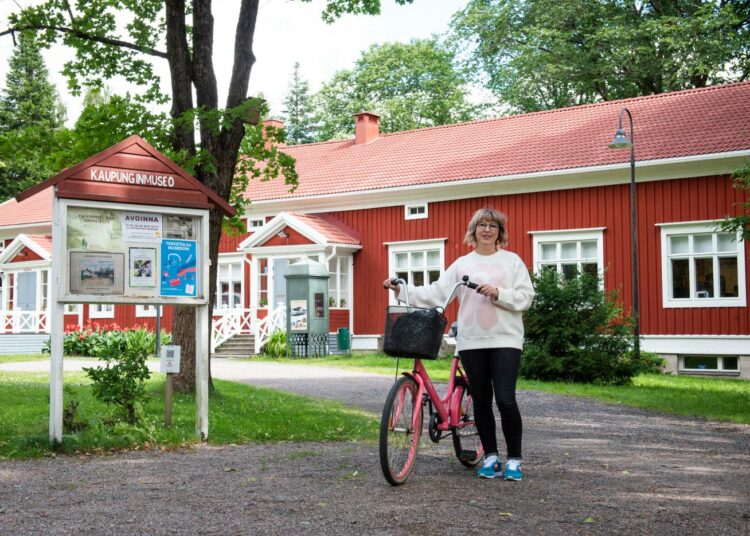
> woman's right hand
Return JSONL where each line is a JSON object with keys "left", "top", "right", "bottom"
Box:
{"left": 383, "top": 278, "right": 400, "bottom": 293}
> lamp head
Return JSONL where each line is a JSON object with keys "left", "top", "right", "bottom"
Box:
{"left": 608, "top": 128, "right": 631, "bottom": 149}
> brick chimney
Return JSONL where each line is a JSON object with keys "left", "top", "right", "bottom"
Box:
{"left": 353, "top": 111, "right": 380, "bottom": 145}
{"left": 262, "top": 119, "right": 286, "bottom": 150}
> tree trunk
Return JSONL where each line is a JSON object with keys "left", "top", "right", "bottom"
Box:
{"left": 169, "top": 0, "right": 259, "bottom": 392}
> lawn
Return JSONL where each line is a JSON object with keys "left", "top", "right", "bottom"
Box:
{"left": 257, "top": 354, "right": 750, "bottom": 425}
{"left": 0, "top": 370, "right": 378, "bottom": 460}
{"left": 0, "top": 353, "right": 52, "bottom": 364}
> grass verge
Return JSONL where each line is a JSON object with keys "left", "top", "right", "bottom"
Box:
{"left": 0, "top": 370, "right": 378, "bottom": 460}
{"left": 0, "top": 354, "right": 51, "bottom": 364}
{"left": 255, "top": 354, "right": 750, "bottom": 425}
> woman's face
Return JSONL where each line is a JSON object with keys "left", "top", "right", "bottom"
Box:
{"left": 475, "top": 219, "right": 500, "bottom": 248}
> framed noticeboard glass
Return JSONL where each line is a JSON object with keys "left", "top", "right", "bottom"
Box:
{"left": 58, "top": 199, "right": 208, "bottom": 305}
{"left": 69, "top": 252, "right": 125, "bottom": 295}
{"left": 129, "top": 247, "right": 156, "bottom": 288}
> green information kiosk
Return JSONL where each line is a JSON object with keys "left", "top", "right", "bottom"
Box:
{"left": 285, "top": 258, "right": 330, "bottom": 356}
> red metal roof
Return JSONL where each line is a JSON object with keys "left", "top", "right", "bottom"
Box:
{"left": 243, "top": 82, "right": 750, "bottom": 202}
{"left": 0, "top": 189, "right": 53, "bottom": 229}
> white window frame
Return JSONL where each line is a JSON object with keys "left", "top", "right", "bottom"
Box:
{"left": 215, "top": 255, "right": 244, "bottom": 312}
{"left": 250, "top": 249, "right": 325, "bottom": 309}
{"left": 64, "top": 304, "right": 82, "bottom": 314}
{"left": 328, "top": 255, "right": 352, "bottom": 309}
{"left": 89, "top": 303, "right": 114, "bottom": 319}
{"left": 247, "top": 217, "right": 266, "bottom": 232}
{"left": 404, "top": 203, "right": 428, "bottom": 220}
{"left": 385, "top": 238, "right": 446, "bottom": 305}
{"left": 679, "top": 355, "right": 739, "bottom": 373}
{"left": 529, "top": 228, "right": 605, "bottom": 283}
{"left": 136, "top": 304, "right": 163, "bottom": 317}
{"left": 658, "top": 221, "right": 746, "bottom": 308}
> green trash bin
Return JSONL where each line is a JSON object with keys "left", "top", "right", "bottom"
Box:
{"left": 337, "top": 327, "right": 350, "bottom": 353}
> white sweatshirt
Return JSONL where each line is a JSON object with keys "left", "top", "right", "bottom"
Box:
{"left": 397, "top": 249, "right": 535, "bottom": 352}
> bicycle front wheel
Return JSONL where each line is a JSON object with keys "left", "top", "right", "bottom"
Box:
{"left": 452, "top": 385, "right": 483, "bottom": 467}
{"left": 379, "top": 375, "right": 423, "bottom": 485}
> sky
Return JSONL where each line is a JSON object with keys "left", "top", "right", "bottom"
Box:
{"left": 0, "top": 0, "right": 470, "bottom": 125}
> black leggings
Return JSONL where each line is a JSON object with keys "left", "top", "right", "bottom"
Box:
{"left": 459, "top": 348, "right": 522, "bottom": 459}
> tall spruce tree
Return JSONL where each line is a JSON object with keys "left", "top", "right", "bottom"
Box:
{"left": 0, "top": 31, "right": 66, "bottom": 199}
{"left": 282, "top": 62, "right": 316, "bottom": 145}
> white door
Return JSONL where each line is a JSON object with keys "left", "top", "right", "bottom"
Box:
{"left": 15, "top": 271, "right": 37, "bottom": 332}
{"left": 273, "top": 259, "right": 289, "bottom": 309}
{"left": 16, "top": 272, "right": 37, "bottom": 311}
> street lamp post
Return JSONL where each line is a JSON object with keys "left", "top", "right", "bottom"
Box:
{"left": 608, "top": 107, "right": 640, "bottom": 361}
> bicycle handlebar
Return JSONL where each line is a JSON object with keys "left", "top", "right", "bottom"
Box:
{"left": 390, "top": 274, "right": 479, "bottom": 310}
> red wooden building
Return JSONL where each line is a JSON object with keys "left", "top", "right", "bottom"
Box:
{"left": 1, "top": 82, "right": 749, "bottom": 376}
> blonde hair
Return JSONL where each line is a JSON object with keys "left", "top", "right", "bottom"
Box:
{"left": 464, "top": 208, "right": 508, "bottom": 248}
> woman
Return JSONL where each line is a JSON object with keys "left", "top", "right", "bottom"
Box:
{"left": 383, "top": 208, "right": 534, "bottom": 480}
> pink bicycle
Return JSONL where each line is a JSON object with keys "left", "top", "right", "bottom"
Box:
{"left": 379, "top": 275, "right": 483, "bottom": 485}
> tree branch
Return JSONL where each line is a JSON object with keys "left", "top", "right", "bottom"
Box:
{"left": 0, "top": 24, "right": 168, "bottom": 58}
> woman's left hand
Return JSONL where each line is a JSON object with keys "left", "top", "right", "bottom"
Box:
{"left": 475, "top": 283, "right": 499, "bottom": 301}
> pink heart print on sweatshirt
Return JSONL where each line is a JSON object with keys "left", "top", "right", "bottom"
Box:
{"left": 460, "top": 262, "right": 509, "bottom": 331}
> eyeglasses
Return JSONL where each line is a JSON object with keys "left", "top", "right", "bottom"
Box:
{"left": 477, "top": 222, "right": 499, "bottom": 231}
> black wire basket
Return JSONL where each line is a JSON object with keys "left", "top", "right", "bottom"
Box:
{"left": 383, "top": 305, "right": 447, "bottom": 360}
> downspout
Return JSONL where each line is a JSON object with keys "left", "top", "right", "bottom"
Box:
{"left": 325, "top": 245, "right": 338, "bottom": 339}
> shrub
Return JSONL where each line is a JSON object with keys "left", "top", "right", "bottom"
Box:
{"left": 262, "top": 329, "right": 287, "bottom": 358}
{"left": 83, "top": 328, "right": 153, "bottom": 424}
{"left": 521, "top": 269, "right": 660, "bottom": 385}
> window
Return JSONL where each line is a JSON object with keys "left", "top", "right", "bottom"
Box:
{"left": 89, "top": 304, "right": 114, "bottom": 319}
{"left": 247, "top": 218, "right": 265, "bottom": 232}
{"left": 0, "top": 273, "right": 4, "bottom": 309}
{"left": 680, "top": 355, "right": 739, "bottom": 372}
{"left": 216, "top": 259, "right": 243, "bottom": 310}
{"left": 405, "top": 203, "right": 428, "bottom": 220}
{"left": 328, "top": 255, "right": 351, "bottom": 308}
{"left": 257, "top": 258, "right": 269, "bottom": 307}
{"left": 386, "top": 239, "right": 445, "bottom": 300}
{"left": 64, "top": 304, "right": 81, "bottom": 314}
{"left": 136, "top": 304, "right": 161, "bottom": 317}
{"left": 40, "top": 270, "right": 48, "bottom": 310}
{"left": 660, "top": 222, "right": 746, "bottom": 308}
{"left": 530, "top": 228, "right": 605, "bottom": 281}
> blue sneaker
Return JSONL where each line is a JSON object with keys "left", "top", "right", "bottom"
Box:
{"left": 476, "top": 455, "right": 502, "bottom": 479}
{"left": 504, "top": 459, "right": 522, "bottom": 481}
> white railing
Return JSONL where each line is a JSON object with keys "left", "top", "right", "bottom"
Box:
{"left": 1, "top": 310, "right": 49, "bottom": 334}
{"left": 254, "top": 305, "right": 287, "bottom": 354}
{"left": 211, "top": 308, "right": 256, "bottom": 351}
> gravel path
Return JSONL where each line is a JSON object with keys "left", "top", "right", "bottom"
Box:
{"left": 1, "top": 359, "right": 749, "bottom": 535}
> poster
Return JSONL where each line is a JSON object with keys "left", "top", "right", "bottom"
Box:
{"left": 121, "top": 212, "right": 162, "bottom": 243}
{"left": 129, "top": 248, "right": 156, "bottom": 288}
{"left": 164, "top": 215, "right": 196, "bottom": 239}
{"left": 290, "top": 299, "right": 307, "bottom": 331}
{"left": 314, "top": 292, "right": 325, "bottom": 318}
{"left": 69, "top": 252, "right": 125, "bottom": 295}
{"left": 67, "top": 207, "right": 122, "bottom": 251}
{"left": 160, "top": 239, "right": 197, "bottom": 297}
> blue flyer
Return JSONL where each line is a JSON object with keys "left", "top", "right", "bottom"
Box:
{"left": 160, "top": 239, "right": 197, "bottom": 297}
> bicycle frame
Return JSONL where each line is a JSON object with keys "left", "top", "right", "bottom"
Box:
{"left": 390, "top": 277, "right": 475, "bottom": 437}
{"left": 406, "top": 356, "right": 469, "bottom": 435}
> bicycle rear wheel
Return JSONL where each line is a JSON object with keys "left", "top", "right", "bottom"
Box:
{"left": 379, "top": 375, "right": 423, "bottom": 485}
{"left": 452, "top": 385, "right": 483, "bottom": 467}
